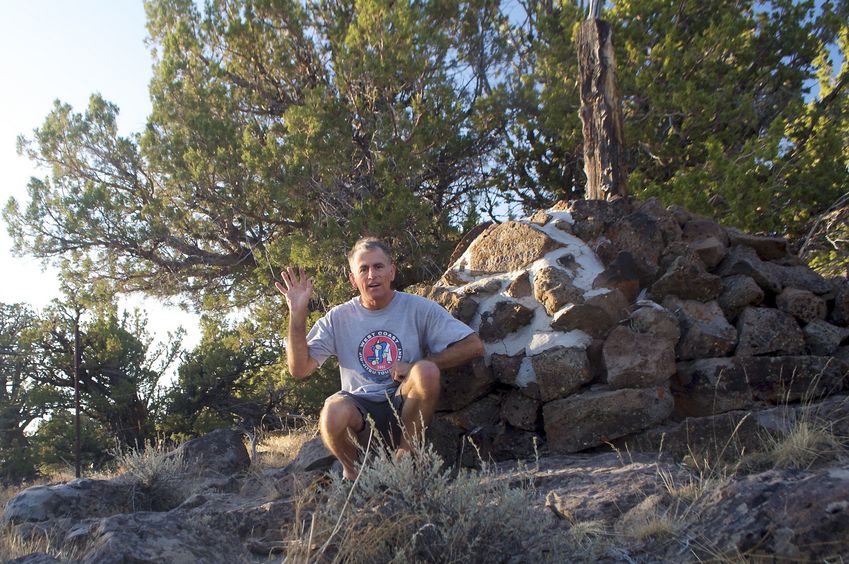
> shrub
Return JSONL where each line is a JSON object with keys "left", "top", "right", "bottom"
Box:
{"left": 113, "top": 443, "right": 192, "bottom": 511}
{"left": 286, "top": 430, "right": 566, "bottom": 563}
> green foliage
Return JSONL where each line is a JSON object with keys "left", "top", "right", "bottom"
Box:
{"left": 0, "top": 303, "right": 61, "bottom": 483}
{"left": 5, "top": 0, "right": 512, "bottom": 315}
{"left": 23, "top": 299, "right": 180, "bottom": 451}
{"left": 159, "top": 316, "right": 282, "bottom": 437}
{"left": 159, "top": 312, "right": 339, "bottom": 438}
{"left": 29, "top": 411, "right": 114, "bottom": 476}
{"left": 501, "top": 0, "right": 848, "bottom": 244}
{"left": 1, "top": 300, "right": 179, "bottom": 482}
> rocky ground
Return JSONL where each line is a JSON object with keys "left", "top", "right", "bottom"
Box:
{"left": 3, "top": 412, "right": 849, "bottom": 563}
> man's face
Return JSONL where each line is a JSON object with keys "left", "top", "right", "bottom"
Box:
{"left": 348, "top": 248, "right": 396, "bottom": 309}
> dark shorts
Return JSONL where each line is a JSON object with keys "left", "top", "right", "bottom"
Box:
{"left": 330, "top": 388, "right": 405, "bottom": 449}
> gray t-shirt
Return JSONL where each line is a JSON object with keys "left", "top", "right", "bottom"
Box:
{"left": 306, "top": 291, "right": 474, "bottom": 400}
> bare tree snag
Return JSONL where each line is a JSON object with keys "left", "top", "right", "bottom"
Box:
{"left": 577, "top": 18, "right": 627, "bottom": 200}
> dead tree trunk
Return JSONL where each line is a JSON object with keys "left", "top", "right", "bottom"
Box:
{"left": 577, "top": 18, "right": 627, "bottom": 200}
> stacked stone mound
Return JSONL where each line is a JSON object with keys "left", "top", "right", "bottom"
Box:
{"left": 412, "top": 197, "right": 849, "bottom": 464}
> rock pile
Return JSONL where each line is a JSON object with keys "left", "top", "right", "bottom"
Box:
{"left": 413, "top": 197, "right": 849, "bottom": 463}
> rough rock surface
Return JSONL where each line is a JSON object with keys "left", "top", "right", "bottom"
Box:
{"left": 672, "top": 356, "right": 847, "bottom": 417}
{"left": 533, "top": 266, "right": 584, "bottom": 315}
{"left": 478, "top": 300, "right": 534, "bottom": 341}
{"left": 531, "top": 347, "right": 592, "bottom": 402}
{"left": 602, "top": 326, "right": 676, "bottom": 389}
{"left": 681, "top": 465, "right": 849, "bottom": 561}
{"left": 543, "top": 387, "right": 674, "bottom": 453}
{"left": 736, "top": 307, "right": 805, "bottom": 356}
{"left": 776, "top": 287, "right": 827, "bottom": 323}
{"left": 803, "top": 319, "right": 849, "bottom": 355}
{"left": 650, "top": 255, "right": 722, "bottom": 302}
{"left": 463, "top": 221, "right": 563, "bottom": 274}
{"left": 664, "top": 297, "right": 737, "bottom": 360}
{"left": 718, "top": 274, "right": 764, "bottom": 321}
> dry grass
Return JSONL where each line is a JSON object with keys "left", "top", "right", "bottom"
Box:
{"left": 113, "top": 443, "right": 193, "bottom": 511}
{"left": 0, "top": 531, "right": 51, "bottom": 562}
{"left": 765, "top": 418, "right": 848, "bottom": 468}
{"left": 253, "top": 424, "right": 318, "bottom": 469}
{"left": 284, "top": 428, "right": 567, "bottom": 563}
{"left": 1, "top": 479, "right": 76, "bottom": 562}
{"left": 739, "top": 395, "right": 849, "bottom": 473}
{"left": 567, "top": 519, "right": 611, "bottom": 559}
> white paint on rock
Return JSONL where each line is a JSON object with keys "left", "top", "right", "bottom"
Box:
{"left": 516, "top": 357, "right": 536, "bottom": 387}
{"left": 527, "top": 330, "right": 591, "bottom": 355}
{"left": 443, "top": 212, "right": 608, "bottom": 389}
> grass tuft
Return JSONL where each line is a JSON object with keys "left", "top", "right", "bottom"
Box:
{"left": 113, "top": 443, "right": 192, "bottom": 511}
{"left": 285, "top": 427, "right": 566, "bottom": 563}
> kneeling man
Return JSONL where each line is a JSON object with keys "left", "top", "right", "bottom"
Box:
{"left": 276, "top": 237, "right": 484, "bottom": 479}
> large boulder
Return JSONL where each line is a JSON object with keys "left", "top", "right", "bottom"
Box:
{"left": 803, "top": 319, "right": 849, "bottom": 356}
{"left": 683, "top": 465, "right": 849, "bottom": 562}
{"left": 438, "top": 358, "right": 495, "bottom": 411}
{"left": 650, "top": 255, "right": 722, "bottom": 302}
{"left": 463, "top": 222, "right": 563, "bottom": 274}
{"left": 533, "top": 266, "right": 584, "bottom": 315}
{"left": 567, "top": 197, "right": 634, "bottom": 241}
{"left": 478, "top": 300, "right": 534, "bottom": 341}
{"left": 409, "top": 285, "right": 478, "bottom": 324}
{"left": 725, "top": 229, "right": 789, "bottom": 260}
{"left": 776, "top": 287, "right": 828, "bottom": 323}
{"left": 627, "top": 303, "right": 681, "bottom": 342}
{"left": 736, "top": 307, "right": 805, "bottom": 356}
{"left": 673, "top": 356, "right": 848, "bottom": 417}
{"left": 716, "top": 245, "right": 782, "bottom": 294}
{"left": 682, "top": 218, "right": 729, "bottom": 246}
{"left": 501, "top": 390, "right": 541, "bottom": 431}
{"left": 3, "top": 479, "right": 133, "bottom": 527}
{"left": 63, "top": 511, "right": 248, "bottom": 563}
{"left": 592, "top": 251, "right": 643, "bottom": 302}
{"left": 550, "top": 303, "right": 614, "bottom": 338}
{"left": 688, "top": 236, "right": 728, "bottom": 270}
{"left": 717, "top": 274, "right": 764, "bottom": 321}
{"left": 769, "top": 263, "right": 833, "bottom": 295}
{"left": 542, "top": 386, "right": 673, "bottom": 453}
{"left": 664, "top": 297, "right": 737, "bottom": 360}
{"left": 530, "top": 346, "right": 592, "bottom": 402}
{"left": 177, "top": 428, "right": 251, "bottom": 477}
{"left": 602, "top": 326, "right": 676, "bottom": 389}
{"left": 605, "top": 211, "right": 665, "bottom": 281}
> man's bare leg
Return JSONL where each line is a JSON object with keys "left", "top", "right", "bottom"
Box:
{"left": 397, "top": 360, "right": 441, "bottom": 455}
{"left": 319, "top": 395, "right": 364, "bottom": 480}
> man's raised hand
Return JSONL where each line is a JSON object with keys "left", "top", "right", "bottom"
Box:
{"left": 275, "top": 266, "right": 313, "bottom": 313}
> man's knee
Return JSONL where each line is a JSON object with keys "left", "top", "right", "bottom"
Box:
{"left": 408, "top": 360, "right": 440, "bottom": 396}
{"left": 320, "top": 395, "right": 363, "bottom": 435}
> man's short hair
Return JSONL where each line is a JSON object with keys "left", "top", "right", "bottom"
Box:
{"left": 347, "top": 237, "right": 394, "bottom": 266}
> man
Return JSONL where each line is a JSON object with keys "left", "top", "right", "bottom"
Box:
{"left": 276, "top": 237, "right": 484, "bottom": 479}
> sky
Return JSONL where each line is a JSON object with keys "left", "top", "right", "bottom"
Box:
{"left": 0, "top": 1, "right": 201, "bottom": 354}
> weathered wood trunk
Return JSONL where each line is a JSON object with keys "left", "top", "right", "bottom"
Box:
{"left": 577, "top": 19, "right": 627, "bottom": 200}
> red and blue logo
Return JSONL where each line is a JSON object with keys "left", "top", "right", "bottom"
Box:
{"left": 358, "top": 331, "right": 402, "bottom": 378}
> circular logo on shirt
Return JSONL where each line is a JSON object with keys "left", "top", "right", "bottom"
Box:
{"left": 358, "top": 331, "right": 403, "bottom": 377}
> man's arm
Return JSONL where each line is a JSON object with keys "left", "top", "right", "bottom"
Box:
{"left": 426, "top": 333, "right": 485, "bottom": 370}
{"left": 390, "top": 333, "right": 483, "bottom": 382}
{"left": 275, "top": 266, "right": 319, "bottom": 379}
